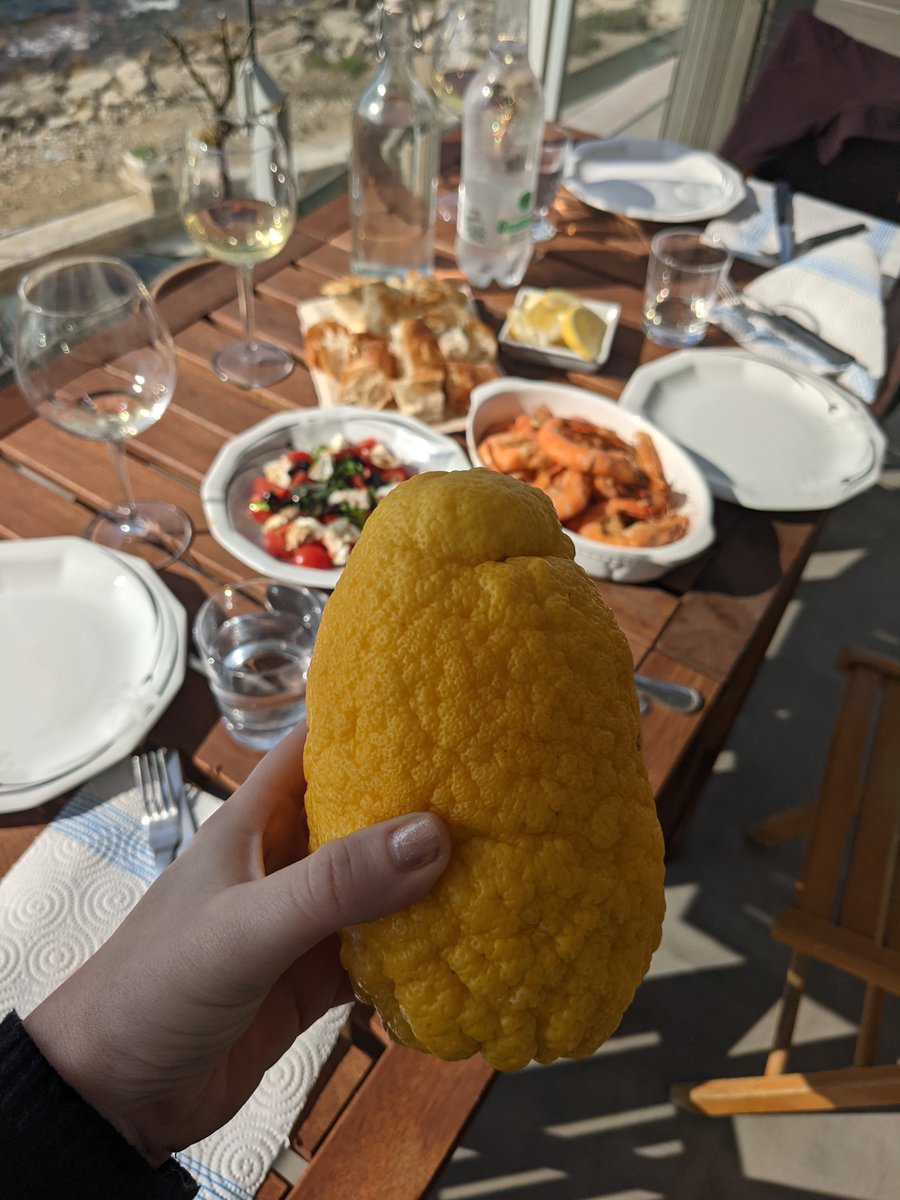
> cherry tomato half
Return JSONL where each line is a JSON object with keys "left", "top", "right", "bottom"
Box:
{"left": 262, "top": 526, "right": 289, "bottom": 558}
{"left": 288, "top": 542, "right": 333, "bottom": 569}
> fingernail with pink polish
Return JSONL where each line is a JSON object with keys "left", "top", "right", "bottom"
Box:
{"left": 388, "top": 815, "right": 441, "bottom": 871}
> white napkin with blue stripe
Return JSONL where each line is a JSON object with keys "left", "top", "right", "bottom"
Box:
{"left": 706, "top": 179, "right": 895, "bottom": 405}
{"left": 705, "top": 177, "right": 900, "bottom": 296}
{"left": 712, "top": 238, "right": 887, "bottom": 404}
{"left": 0, "top": 757, "right": 349, "bottom": 1200}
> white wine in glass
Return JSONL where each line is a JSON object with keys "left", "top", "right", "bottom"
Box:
{"left": 14, "top": 256, "right": 192, "bottom": 569}
{"left": 179, "top": 118, "right": 297, "bottom": 389}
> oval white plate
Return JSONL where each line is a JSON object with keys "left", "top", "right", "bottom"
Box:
{"left": 618, "top": 349, "right": 887, "bottom": 511}
{"left": 564, "top": 137, "right": 745, "bottom": 223}
{"left": 466, "top": 377, "right": 715, "bottom": 583}
{"left": 201, "top": 407, "right": 473, "bottom": 590}
{"left": 0, "top": 539, "right": 186, "bottom": 811}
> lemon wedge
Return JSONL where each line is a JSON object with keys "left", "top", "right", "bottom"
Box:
{"left": 508, "top": 290, "right": 578, "bottom": 347}
{"left": 560, "top": 305, "right": 607, "bottom": 361}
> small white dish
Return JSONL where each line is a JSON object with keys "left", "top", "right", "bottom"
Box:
{"left": 498, "top": 288, "right": 621, "bottom": 373}
{"left": 617, "top": 349, "right": 887, "bottom": 511}
{"left": 201, "top": 407, "right": 472, "bottom": 590}
{"left": 0, "top": 539, "right": 186, "bottom": 812}
{"left": 565, "top": 137, "right": 746, "bottom": 223}
{"left": 466, "top": 377, "right": 715, "bottom": 583}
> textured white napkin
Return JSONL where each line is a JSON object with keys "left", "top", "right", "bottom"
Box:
{"left": 712, "top": 238, "right": 886, "bottom": 404}
{"left": 0, "top": 757, "right": 349, "bottom": 1200}
{"left": 705, "top": 177, "right": 900, "bottom": 296}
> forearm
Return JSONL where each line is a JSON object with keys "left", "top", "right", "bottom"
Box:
{"left": 0, "top": 1011, "right": 197, "bottom": 1199}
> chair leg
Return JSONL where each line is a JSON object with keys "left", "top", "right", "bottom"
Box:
{"left": 745, "top": 804, "right": 814, "bottom": 847}
{"left": 765, "top": 951, "right": 810, "bottom": 1076}
{"left": 671, "top": 1064, "right": 900, "bottom": 1116}
{"left": 854, "top": 985, "right": 885, "bottom": 1067}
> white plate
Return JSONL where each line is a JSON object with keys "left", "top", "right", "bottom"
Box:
{"left": 466, "top": 378, "right": 715, "bottom": 584}
{"left": 201, "top": 407, "right": 473, "bottom": 590}
{"left": 498, "top": 288, "right": 621, "bottom": 373}
{"left": 564, "top": 138, "right": 746, "bottom": 223}
{"left": 618, "top": 350, "right": 887, "bottom": 511}
{"left": 0, "top": 539, "right": 187, "bottom": 811}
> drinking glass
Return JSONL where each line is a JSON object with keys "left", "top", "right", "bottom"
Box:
{"left": 642, "top": 229, "right": 731, "bottom": 348}
{"left": 14, "top": 256, "right": 192, "bottom": 568}
{"left": 431, "top": 2, "right": 493, "bottom": 222}
{"left": 179, "top": 118, "right": 297, "bottom": 389}
{"left": 533, "top": 124, "right": 572, "bottom": 243}
{"left": 194, "top": 578, "right": 323, "bottom": 750}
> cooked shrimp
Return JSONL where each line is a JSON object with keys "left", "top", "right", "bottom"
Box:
{"left": 537, "top": 418, "right": 647, "bottom": 486}
{"left": 633, "top": 431, "right": 666, "bottom": 488}
{"left": 605, "top": 492, "right": 671, "bottom": 520}
{"left": 579, "top": 513, "right": 689, "bottom": 548}
{"left": 533, "top": 466, "right": 593, "bottom": 521}
{"left": 477, "top": 416, "right": 549, "bottom": 475}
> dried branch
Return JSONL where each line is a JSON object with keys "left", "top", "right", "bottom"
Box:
{"left": 165, "top": 14, "right": 254, "bottom": 120}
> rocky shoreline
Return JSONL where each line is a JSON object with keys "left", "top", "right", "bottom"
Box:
{"left": 0, "top": 2, "right": 385, "bottom": 237}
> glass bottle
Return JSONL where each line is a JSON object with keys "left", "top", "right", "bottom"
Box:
{"left": 350, "top": 1, "right": 440, "bottom": 278}
{"left": 455, "top": 0, "right": 544, "bottom": 288}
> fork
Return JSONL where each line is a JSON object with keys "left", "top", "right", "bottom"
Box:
{"left": 133, "top": 749, "right": 181, "bottom": 876}
{"left": 717, "top": 275, "right": 855, "bottom": 370}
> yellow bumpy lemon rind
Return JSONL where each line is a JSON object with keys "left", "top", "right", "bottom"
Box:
{"left": 304, "top": 469, "right": 665, "bottom": 1071}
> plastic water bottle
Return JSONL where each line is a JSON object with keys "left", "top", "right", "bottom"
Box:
{"left": 350, "top": 1, "right": 440, "bottom": 278}
{"left": 455, "top": 0, "right": 544, "bottom": 288}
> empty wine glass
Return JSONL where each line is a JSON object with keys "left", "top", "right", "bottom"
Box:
{"left": 179, "top": 117, "right": 297, "bottom": 389}
{"left": 431, "top": 2, "right": 493, "bottom": 222}
{"left": 14, "top": 256, "right": 192, "bottom": 569}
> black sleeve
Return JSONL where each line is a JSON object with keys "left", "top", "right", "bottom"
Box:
{"left": 0, "top": 1010, "right": 198, "bottom": 1199}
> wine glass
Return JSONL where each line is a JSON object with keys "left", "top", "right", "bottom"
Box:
{"left": 179, "top": 117, "right": 297, "bottom": 390}
{"left": 431, "top": 2, "right": 493, "bottom": 222}
{"left": 14, "top": 256, "right": 192, "bottom": 569}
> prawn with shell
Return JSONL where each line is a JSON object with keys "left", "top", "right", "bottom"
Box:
{"left": 478, "top": 406, "right": 689, "bottom": 547}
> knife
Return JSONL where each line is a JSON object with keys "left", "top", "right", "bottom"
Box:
{"left": 774, "top": 181, "right": 795, "bottom": 265}
{"left": 754, "top": 308, "right": 856, "bottom": 371}
{"left": 796, "top": 223, "right": 867, "bottom": 256}
{"left": 163, "top": 750, "right": 196, "bottom": 861}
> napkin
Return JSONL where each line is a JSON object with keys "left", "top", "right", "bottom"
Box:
{"left": 705, "top": 177, "right": 900, "bottom": 295}
{"left": 0, "top": 757, "right": 350, "bottom": 1200}
{"left": 712, "top": 237, "right": 886, "bottom": 404}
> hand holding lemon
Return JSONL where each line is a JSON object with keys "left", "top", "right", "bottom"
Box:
{"left": 507, "top": 289, "right": 608, "bottom": 361}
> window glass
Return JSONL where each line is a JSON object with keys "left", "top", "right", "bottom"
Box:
{"left": 561, "top": 0, "right": 692, "bottom": 138}
{"left": 0, "top": 0, "right": 404, "bottom": 240}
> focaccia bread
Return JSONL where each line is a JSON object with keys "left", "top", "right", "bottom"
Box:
{"left": 302, "top": 271, "right": 499, "bottom": 423}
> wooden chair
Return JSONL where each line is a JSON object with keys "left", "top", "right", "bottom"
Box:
{"left": 672, "top": 646, "right": 900, "bottom": 1115}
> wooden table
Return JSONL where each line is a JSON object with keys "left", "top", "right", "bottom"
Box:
{"left": 0, "top": 176, "right": 895, "bottom": 1197}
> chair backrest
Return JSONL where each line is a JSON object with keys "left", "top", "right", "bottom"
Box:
{"left": 778, "top": 648, "right": 900, "bottom": 983}
{"left": 719, "top": 12, "right": 900, "bottom": 223}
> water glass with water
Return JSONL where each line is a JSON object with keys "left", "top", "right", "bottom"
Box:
{"left": 533, "top": 125, "right": 571, "bottom": 243}
{"left": 642, "top": 230, "right": 730, "bottom": 348}
{"left": 194, "top": 579, "right": 324, "bottom": 750}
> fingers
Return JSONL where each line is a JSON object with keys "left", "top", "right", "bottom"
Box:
{"left": 227, "top": 812, "right": 451, "bottom": 979}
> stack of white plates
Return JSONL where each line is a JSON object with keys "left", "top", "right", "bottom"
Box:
{"left": 0, "top": 538, "right": 187, "bottom": 813}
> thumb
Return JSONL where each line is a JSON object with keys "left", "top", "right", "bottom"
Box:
{"left": 237, "top": 813, "right": 451, "bottom": 976}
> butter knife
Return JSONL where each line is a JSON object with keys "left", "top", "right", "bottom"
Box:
{"left": 774, "top": 181, "right": 795, "bottom": 265}
{"left": 163, "top": 749, "right": 195, "bottom": 860}
{"left": 753, "top": 308, "right": 856, "bottom": 370}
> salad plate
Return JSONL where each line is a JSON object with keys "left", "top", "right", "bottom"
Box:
{"left": 0, "top": 538, "right": 186, "bottom": 812}
{"left": 201, "top": 407, "right": 472, "bottom": 589}
{"left": 618, "top": 350, "right": 887, "bottom": 511}
{"left": 564, "top": 138, "right": 745, "bottom": 223}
